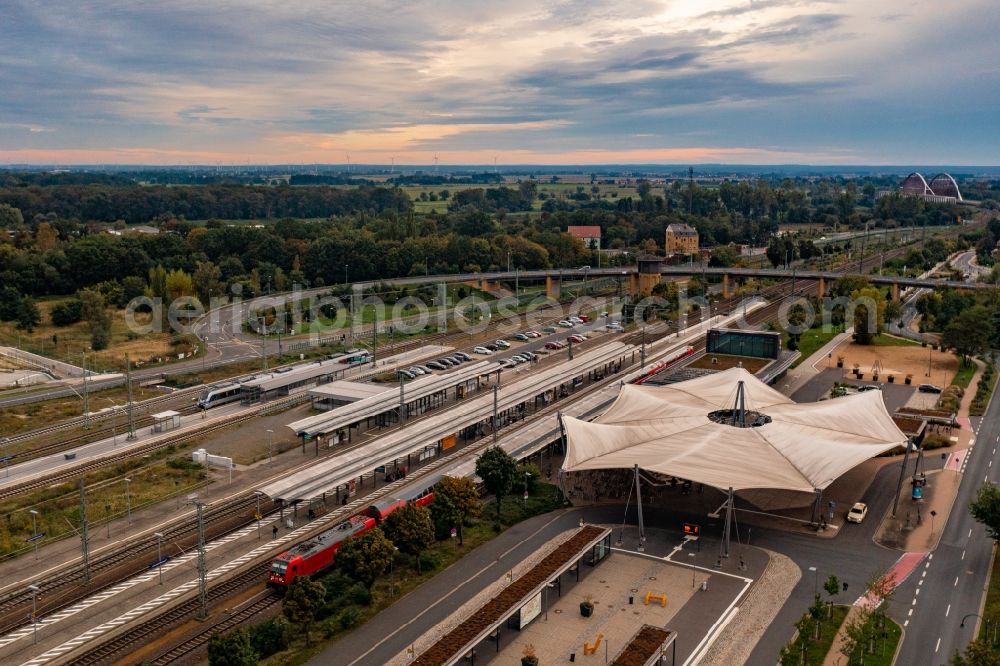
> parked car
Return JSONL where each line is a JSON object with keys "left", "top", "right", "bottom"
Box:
{"left": 567, "top": 334, "right": 585, "bottom": 344}
{"left": 498, "top": 359, "right": 517, "bottom": 369}
{"left": 607, "top": 324, "right": 624, "bottom": 333}
{"left": 437, "top": 357, "right": 456, "bottom": 366}
{"left": 857, "top": 385, "right": 879, "bottom": 392}
{"left": 485, "top": 343, "right": 499, "bottom": 352}
{"left": 511, "top": 354, "right": 529, "bottom": 363}
{"left": 846, "top": 502, "right": 868, "bottom": 523}
{"left": 521, "top": 351, "right": 537, "bottom": 361}
{"left": 918, "top": 384, "right": 942, "bottom": 393}
{"left": 415, "top": 365, "right": 433, "bottom": 373}
{"left": 397, "top": 369, "right": 415, "bottom": 379}
{"left": 473, "top": 346, "right": 493, "bottom": 355}
{"left": 525, "top": 330, "right": 542, "bottom": 338}
{"left": 578, "top": 314, "right": 590, "bottom": 322}
{"left": 545, "top": 341, "right": 565, "bottom": 350}
{"left": 558, "top": 320, "right": 574, "bottom": 328}
{"left": 542, "top": 326, "right": 558, "bottom": 334}
{"left": 446, "top": 356, "right": 464, "bottom": 365}
{"left": 494, "top": 339, "right": 511, "bottom": 349}
{"left": 407, "top": 366, "right": 426, "bottom": 375}
{"left": 514, "top": 333, "right": 530, "bottom": 341}
{"left": 453, "top": 352, "right": 471, "bottom": 362}
{"left": 568, "top": 316, "right": 583, "bottom": 324}
{"left": 425, "top": 361, "right": 447, "bottom": 370}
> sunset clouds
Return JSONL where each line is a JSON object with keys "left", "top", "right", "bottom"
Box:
{"left": 1, "top": 0, "right": 997, "bottom": 165}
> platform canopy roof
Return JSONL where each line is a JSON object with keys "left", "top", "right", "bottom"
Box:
{"left": 561, "top": 367, "right": 906, "bottom": 493}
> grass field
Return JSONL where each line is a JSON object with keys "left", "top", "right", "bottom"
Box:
{"left": 789, "top": 325, "right": 842, "bottom": 368}
{"left": 0, "top": 447, "right": 208, "bottom": 560}
{"left": 781, "top": 604, "right": 849, "bottom": 665}
{"left": 953, "top": 360, "right": 977, "bottom": 389}
{"left": 871, "top": 333, "right": 921, "bottom": 347}
{"left": 0, "top": 296, "right": 197, "bottom": 372}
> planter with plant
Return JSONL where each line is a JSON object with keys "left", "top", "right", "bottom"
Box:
{"left": 580, "top": 594, "right": 594, "bottom": 617}
{"left": 521, "top": 644, "right": 539, "bottom": 666}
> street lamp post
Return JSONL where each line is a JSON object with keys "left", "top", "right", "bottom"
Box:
{"left": 345, "top": 263, "right": 349, "bottom": 285}
{"left": 523, "top": 471, "right": 530, "bottom": 502}
{"left": 255, "top": 491, "right": 263, "bottom": 539}
{"left": 29, "top": 509, "right": 39, "bottom": 560}
{"left": 809, "top": 566, "right": 818, "bottom": 597}
{"left": 123, "top": 478, "right": 132, "bottom": 526}
{"left": 28, "top": 584, "right": 39, "bottom": 644}
{"left": 154, "top": 531, "right": 164, "bottom": 585}
{"left": 266, "top": 429, "right": 274, "bottom": 464}
{"left": 390, "top": 546, "right": 399, "bottom": 597}
{"left": 689, "top": 551, "right": 697, "bottom": 588}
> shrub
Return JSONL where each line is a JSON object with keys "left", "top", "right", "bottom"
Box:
{"left": 248, "top": 618, "right": 291, "bottom": 658}
{"left": 50, "top": 299, "right": 84, "bottom": 326}
{"left": 418, "top": 550, "right": 442, "bottom": 572}
{"left": 338, "top": 606, "right": 362, "bottom": 630}
{"left": 347, "top": 583, "right": 372, "bottom": 606}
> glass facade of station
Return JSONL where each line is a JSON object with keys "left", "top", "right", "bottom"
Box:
{"left": 706, "top": 328, "right": 780, "bottom": 360}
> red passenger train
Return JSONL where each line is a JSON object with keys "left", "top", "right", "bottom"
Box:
{"left": 268, "top": 475, "right": 442, "bottom": 588}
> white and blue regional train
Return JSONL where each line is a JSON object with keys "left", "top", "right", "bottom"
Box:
{"left": 196, "top": 382, "right": 243, "bottom": 409}
{"left": 196, "top": 350, "right": 372, "bottom": 410}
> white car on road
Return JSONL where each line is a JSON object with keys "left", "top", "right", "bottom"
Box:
{"left": 473, "top": 346, "right": 494, "bottom": 355}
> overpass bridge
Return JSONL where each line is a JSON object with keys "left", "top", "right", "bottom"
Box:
{"left": 396, "top": 262, "right": 989, "bottom": 302}
{"left": 655, "top": 265, "right": 991, "bottom": 300}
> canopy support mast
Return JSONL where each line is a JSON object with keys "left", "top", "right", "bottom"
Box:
{"left": 634, "top": 464, "right": 645, "bottom": 552}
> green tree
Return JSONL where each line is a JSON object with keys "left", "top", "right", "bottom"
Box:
{"left": 475, "top": 446, "right": 518, "bottom": 525}
{"left": 943, "top": 305, "right": 991, "bottom": 362}
{"left": 79, "top": 289, "right": 112, "bottom": 351}
{"left": 281, "top": 577, "right": 326, "bottom": 646}
{"left": 193, "top": 260, "right": 224, "bottom": 307}
{"left": 970, "top": 481, "right": 1000, "bottom": 540}
{"left": 433, "top": 476, "right": 482, "bottom": 545}
{"left": 850, "top": 286, "right": 885, "bottom": 345}
{"left": 823, "top": 575, "right": 841, "bottom": 619}
{"left": 207, "top": 627, "right": 259, "bottom": 666}
{"left": 50, "top": 299, "right": 84, "bottom": 326}
{"left": 383, "top": 503, "right": 434, "bottom": 573}
{"left": 947, "top": 638, "right": 1000, "bottom": 665}
{"left": 336, "top": 527, "right": 395, "bottom": 589}
{"left": 15, "top": 296, "right": 41, "bottom": 333}
{"left": 0, "top": 286, "right": 21, "bottom": 321}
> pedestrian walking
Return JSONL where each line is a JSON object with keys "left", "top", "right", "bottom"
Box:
{"left": 272, "top": 525, "right": 278, "bottom": 540}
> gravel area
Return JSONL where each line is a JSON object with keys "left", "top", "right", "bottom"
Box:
{"left": 386, "top": 527, "right": 577, "bottom": 666}
{"left": 699, "top": 549, "right": 800, "bottom": 666}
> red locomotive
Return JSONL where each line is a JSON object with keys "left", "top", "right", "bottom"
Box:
{"left": 268, "top": 474, "right": 443, "bottom": 589}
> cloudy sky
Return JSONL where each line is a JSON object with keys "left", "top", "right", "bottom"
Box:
{"left": 1, "top": 0, "right": 997, "bottom": 165}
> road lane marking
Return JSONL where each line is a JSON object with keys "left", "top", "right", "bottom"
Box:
{"left": 936, "top": 637, "right": 942, "bottom": 653}
{"left": 955, "top": 576, "right": 960, "bottom": 586}
{"left": 946, "top": 604, "right": 951, "bottom": 617}
{"left": 962, "top": 550, "right": 966, "bottom": 560}
{"left": 970, "top": 528, "right": 974, "bottom": 538}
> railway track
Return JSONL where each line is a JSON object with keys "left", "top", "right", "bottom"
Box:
{"left": 146, "top": 590, "right": 281, "bottom": 666}
{"left": 0, "top": 392, "right": 310, "bottom": 503}
{"left": 0, "top": 493, "right": 274, "bottom": 638}
{"left": 4, "top": 387, "right": 203, "bottom": 448}
{"left": 64, "top": 566, "right": 273, "bottom": 666}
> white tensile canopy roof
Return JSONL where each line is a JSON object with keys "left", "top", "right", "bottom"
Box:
{"left": 562, "top": 367, "right": 906, "bottom": 493}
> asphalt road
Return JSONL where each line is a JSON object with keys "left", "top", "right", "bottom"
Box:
{"left": 893, "top": 370, "right": 999, "bottom": 664}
